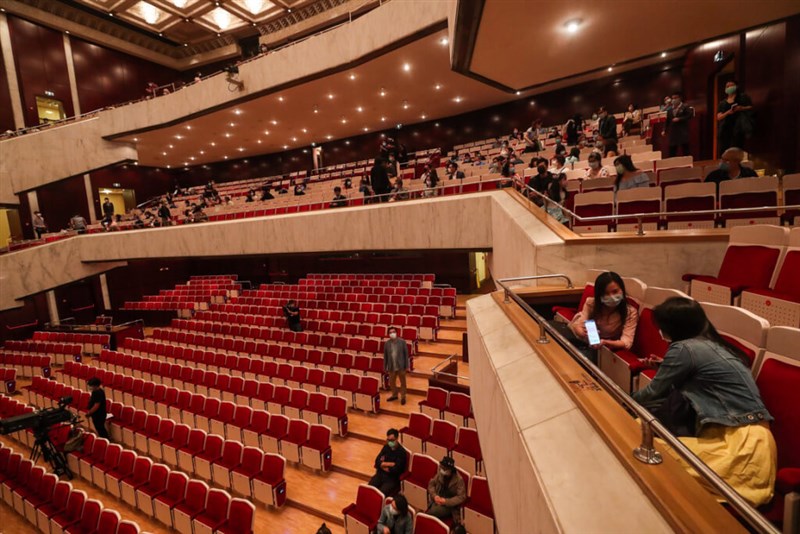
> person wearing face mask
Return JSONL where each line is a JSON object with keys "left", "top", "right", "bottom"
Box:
{"left": 568, "top": 271, "right": 639, "bottom": 363}
{"left": 662, "top": 92, "right": 693, "bottom": 157}
{"left": 376, "top": 494, "right": 412, "bottom": 534}
{"left": 703, "top": 147, "right": 757, "bottom": 187}
{"left": 633, "top": 297, "right": 776, "bottom": 507}
{"left": 660, "top": 95, "right": 672, "bottom": 112}
{"left": 426, "top": 456, "right": 467, "bottom": 523}
{"left": 597, "top": 106, "right": 618, "bottom": 145}
{"left": 383, "top": 327, "right": 410, "bottom": 404}
{"left": 528, "top": 158, "right": 553, "bottom": 206}
{"left": 283, "top": 299, "right": 303, "bottom": 332}
{"left": 86, "top": 377, "right": 109, "bottom": 439}
{"left": 613, "top": 155, "right": 650, "bottom": 191}
{"left": 549, "top": 154, "right": 568, "bottom": 175}
{"left": 369, "top": 429, "right": 408, "bottom": 496}
{"left": 583, "top": 152, "right": 609, "bottom": 180}
{"left": 717, "top": 80, "right": 754, "bottom": 155}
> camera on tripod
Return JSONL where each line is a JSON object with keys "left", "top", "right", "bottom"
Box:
{"left": 0, "top": 396, "right": 80, "bottom": 479}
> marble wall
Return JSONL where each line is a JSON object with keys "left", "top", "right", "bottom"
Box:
{"left": 468, "top": 294, "right": 674, "bottom": 533}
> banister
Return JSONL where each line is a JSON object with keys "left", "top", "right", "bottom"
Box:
{"left": 496, "top": 276, "right": 780, "bottom": 534}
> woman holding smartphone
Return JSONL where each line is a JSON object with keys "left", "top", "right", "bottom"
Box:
{"left": 717, "top": 80, "right": 754, "bottom": 154}
{"left": 568, "top": 271, "right": 639, "bottom": 362}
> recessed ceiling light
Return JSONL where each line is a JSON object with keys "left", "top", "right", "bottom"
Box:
{"left": 278, "top": 96, "right": 284, "bottom": 102}
{"left": 363, "top": 127, "right": 369, "bottom": 132}
{"left": 184, "top": 43, "right": 188, "bottom": 47}
{"left": 379, "top": 88, "right": 386, "bottom": 97}
{"left": 341, "top": 118, "right": 347, "bottom": 124}
{"left": 402, "top": 63, "right": 411, "bottom": 72}
{"left": 271, "top": 120, "right": 278, "bottom": 125}
{"left": 434, "top": 84, "right": 442, "bottom": 90}
{"left": 326, "top": 135, "right": 332, "bottom": 140}
{"left": 345, "top": 141, "right": 350, "bottom": 145}
{"left": 234, "top": 109, "right": 242, "bottom": 115}
{"left": 515, "top": 91, "right": 521, "bottom": 96}
{"left": 183, "top": 162, "right": 188, "bottom": 166}
{"left": 440, "top": 37, "right": 448, "bottom": 45}
{"left": 356, "top": 106, "right": 363, "bottom": 112}
{"left": 185, "top": 125, "right": 192, "bottom": 130}
{"left": 166, "top": 165, "right": 171, "bottom": 168}
{"left": 301, "top": 128, "right": 307, "bottom": 133}
{"left": 264, "top": 130, "right": 270, "bottom": 135}
{"left": 454, "top": 96, "right": 463, "bottom": 103}
{"left": 564, "top": 19, "right": 582, "bottom": 34}
{"left": 224, "top": 156, "right": 228, "bottom": 159}
{"left": 283, "top": 145, "right": 288, "bottom": 149}
{"left": 381, "top": 117, "right": 386, "bottom": 122}
{"left": 162, "top": 151, "right": 167, "bottom": 156}
{"left": 257, "top": 139, "right": 262, "bottom": 144}
{"left": 189, "top": 156, "right": 195, "bottom": 160}
{"left": 211, "top": 141, "right": 216, "bottom": 146}
{"left": 224, "top": 133, "right": 232, "bottom": 138}
{"left": 661, "top": 52, "right": 667, "bottom": 58}
{"left": 349, "top": 73, "right": 356, "bottom": 80}
{"left": 229, "top": 122, "right": 235, "bottom": 127}
{"left": 608, "top": 66, "right": 613, "bottom": 72}
{"left": 199, "top": 150, "right": 205, "bottom": 154}
{"left": 402, "top": 100, "right": 409, "bottom": 109}
{"left": 421, "top": 114, "right": 427, "bottom": 119}
{"left": 313, "top": 106, "right": 319, "bottom": 114}
{"left": 133, "top": 137, "right": 139, "bottom": 141}
{"left": 65, "top": 30, "right": 70, "bottom": 34}
{"left": 168, "top": 144, "right": 174, "bottom": 149}
{"left": 327, "top": 93, "right": 334, "bottom": 100}
{"left": 237, "top": 147, "right": 245, "bottom": 152}
{"left": 291, "top": 137, "right": 297, "bottom": 142}
{"left": 175, "top": 134, "right": 183, "bottom": 139}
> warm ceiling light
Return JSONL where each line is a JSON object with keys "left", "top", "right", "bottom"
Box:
{"left": 237, "top": 147, "right": 245, "bottom": 152}
{"left": 166, "top": 165, "right": 171, "bottom": 168}
{"left": 607, "top": 66, "right": 613, "bottom": 72}
{"left": 162, "top": 151, "right": 167, "bottom": 156}
{"left": 356, "top": 106, "right": 363, "bottom": 113}
{"left": 291, "top": 137, "right": 297, "bottom": 142}
{"left": 189, "top": 156, "right": 195, "bottom": 160}
{"left": 224, "top": 133, "right": 232, "bottom": 138}
{"left": 257, "top": 139, "right": 262, "bottom": 144}
{"left": 379, "top": 88, "right": 386, "bottom": 97}
{"left": 313, "top": 106, "right": 319, "bottom": 114}
{"left": 327, "top": 93, "right": 334, "bottom": 100}
{"left": 661, "top": 52, "right": 667, "bottom": 58}
{"left": 381, "top": 117, "right": 386, "bottom": 122}
{"left": 345, "top": 141, "right": 350, "bottom": 145}
{"left": 141, "top": 2, "right": 159, "bottom": 24}
{"left": 341, "top": 118, "right": 347, "bottom": 124}
{"left": 278, "top": 96, "right": 284, "bottom": 102}
{"left": 564, "top": 19, "right": 582, "bottom": 34}
{"left": 168, "top": 144, "right": 174, "bottom": 148}
{"left": 515, "top": 91, "right": 521, "bottom": 96}
{"left": 440, "top": 37, "right": 449, "bottom": 45}
{"left": 454, "top": 96, "right": 463, "bottom": 103}
{"left": 211, "top": 141, "right": 216, "bottom": 146}
{"left": 211, "top": 8, "right": 231, "bottom": 30}
{"left": 271, "top": 120, "right": 278, "bottom": 125}
{"left": 234, "top": 109, "right": 242, "bottom": 115}
{"left": 283, "top": 145, "right": 288, "bottom": 149}
{"left": 421, "top": 114, "right": 427, "bottom": 119}
{"left": 171, "top": 0, "right": 188, "bottom": 7}
{"left": 224, "top": 156, "right": 228, "bottom": 159}
{"left": 133, "top": 137, "right": 139, "bottom": 141}
{"left": 301, "top": 128, "right": 307, "bottom": 133}
{"left": 402, "top": 63, "right": 411, "bottom": 72}
{"left": 183, "top": 162, "right": 188, "bottom": 166}
{"left": 199, "top": 150, "right": 205, "bottom": 154}
{"left": 264, "top": 130, "right": 270, "bottom": 135}
{"left": 402, "top": 100, "right": 409, "bottom": 109}
{"left": 244, "top": 0, "right": 264, "bottom": 14}
{"left": 349, "top": 73, "right": 356, "bottom": 80}
{"left": 175, "top": 134, "right": 183, "bottom": 139}
{"left": 185, "top": 125, "right": 192, "bottom": 130}
{"left": 229, "top": 122, "right": 236, "bottom": 127}
{"left": 363, "top": 127, "right": 369, "bottom": 132}
{"left": 434, "top": 84, "right": 442, "bottom": 90}
{"left": 326, "top": 135, "right": 332, "bottom": 140}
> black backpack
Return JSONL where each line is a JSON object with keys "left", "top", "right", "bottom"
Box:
{"left": 316, "top": 524, "right": 333, "bottom": 534}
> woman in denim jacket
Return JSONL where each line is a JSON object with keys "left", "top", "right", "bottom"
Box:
{"left": 633, "top": 297, "right": 777, "bottom": 506}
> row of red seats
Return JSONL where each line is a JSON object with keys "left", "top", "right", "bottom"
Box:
{"left": 344, "top": 461, "right": 494, "bottom": 534}
{"left": 158, "top": 289, "right": 229, "bottom": 297}
{"left": 0, "top": 352, "right": 50, "bottom": 378}
{"left": 141, "top": 295, "right": 209, "bottom": 303}
{"left": 189, "top": 274, "right": 238, "bottom": 281}
{"left": 254, "top": 284, "right": 456, "bottom": 300}
{"left": 0, "top": 367, "right": 16, "bottom": 395}
{"left": 400, "top": 413, "right": 483, "bottom": 477}
{"left": 32, "top": 331, "right": 110, "bottom": 355}
{"left": 238, "top": 291, "right": 454, "bottom": 312}
{"left": 304, "top": 272, "right": 435, "bottom": 282}
{"left": 94, "top": 350, "right": 355, "bottom": 427}
{"left": 157, "top": 319, "right": 416, "bottom": 357}
{"left": 197, "top": 308, "right": 438, "bottom": 338}
{"left": 2, "top": 340, "right": 81, "bottom": 364}
{"left": 0, "top": 435, "right": 141, "bottom": 533}
{"left": 417, "top": 387, "right": 475, "bottom": 428}
{"left": 123, "top": 337, "right": 387, "bottom": 394}
{"left": 216, "top": 299, "right": 439, "bottom": 319}
{"left": 295, "top": 279, "right": 426, "bottom": 288}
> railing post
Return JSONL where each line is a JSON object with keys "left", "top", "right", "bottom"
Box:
{"left": 536, "top": 321, "right": 549, "bottom": 344}
{"left": 633, "top": 419, "right": 663, "bottom": 464}
{"left": 503, "top": 289, "right": 510, "bottom": 304}
{"left": 636, "top": 216, "right": 645, "bottom": 236}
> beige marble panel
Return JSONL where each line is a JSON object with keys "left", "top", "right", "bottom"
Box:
{"left": 468, "top": 295, "right": 674, "bottom": 534}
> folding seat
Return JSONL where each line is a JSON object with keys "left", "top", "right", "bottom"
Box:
{"left": 10, "top": 461, "right": 40, "bottom": 514}
{"left": 210, "top": 373, "right": 232, "bottom": 401}
{"left": 419, "top": 387, "right": 448, "bottom": 419}
{"left": 212, "top": 440, "right": 244, "bottom": 489}
{"left": 122, "top": 410, "right": 146, "bottom": 450}
{"left": 190, "top": 488, "right": 231, "bottom": 534}
{"left": 338, "top": 373, "right": 360, "bottom": 408}
{"left": 49, "top": 488, "right": 87, "bottom": 534}
{"left": 268, "top": 385, "right": 290, "bottom": 415}
{"left": 169, "top": 391, "right": 192, "bottom": 425}
{"left": 89, "top": 443, "right": 120, "bottom": 492}
{"left": 400, "top": 453, "right": 438, "bottom": 512}
{"left": 210, "top": 400, "right": 236, "bottom": 438}
{"left": 79, "top": 437, "right": 108, "bottom": 482}
{"left": 67, "top": 432, "right": 96, "bottom": 477}
{"left": 153, "top": 470, "right": 189, "bottom": 527}
{"left": 229, "top": 404, "right": 253, "bottom": 441}
{"left": 263, "top": 360, "right": 279, "bottom": 379}
{"left": 135, "top": 413, "right": 160, "bottom": 455}
{"left": 37, "top": 480, "right": 73, "bottom": 533}
{"left": 243, "top": 410, "right": 270, "bottom": 449}
{"left": 363, "top": 339, "right": 380, "bottom": 355}
{"left": 683, "top": 225, "right": 787, "bottom": 305}
{"left": 287, "top": 365, "right": 308, "bottom": 390}
{"left": 443, "top": 392, "right": 474, "bottom": 428}
{"left": 615, "top": 187, "right": 662, "bottom": 232}
{"left": 177, "top": 428, "right": 207, "bottom": 475}
{"left": 129, "top": 378, "right": 146, "bottom": 410}
{"left": 104, "top": 449, "right": 135, "bottom": 499}
{"left": 663, "top": 182, "right": 717, "bottom": 229}
{"left": 355, "top": 376, "right": 380, "bottom": 413}
{"left": 284, "top": 388, "right": 309, "bottom": 420}
{"left": 740, "top": 229, "right": 800, "bottom": 328}
{"left": 135, "top": 462, "right": 169, "bottom": 517}
{"left": 243, "top": 359, "right": 264, "bottom": 382}
{"left": 782, "top": 172, "right": 800, "bottom": 226}
{"left": 352, "top": 355, "right": 370, "bottom": 376}
{"left": 303, "top": 392, "right": 326, "bottom": 426}
{"left": 120, "top": 456, "right": 153, "bottom": 508}
{"left": 194, "top": 433, "right": 224, "bottom": 481}
{"left": 320, "top": 351, "right": 338, "bottom": 370}
{"left": 452, "top": 427, "right": 484, "bottom": 477}
{"left": 342, "top": 484, "right": 384, "bottom": 534}
{"left": 230, "top": 447, "right": 262, "bottom": 498}
{"left": 196, "top": 396, "right": 220, "bottom": 434}
{"left": 282, "top": 419, "right": 310, "bottom": 463}
{"left": 304, "top": 367, "right": 324, "bottom": 393}
{"left": 719, "top": 175, "right": 780, "bottom": 227}
{"left": 252, "top": 382, "right": 273, "bottom": 412}
{"left": 301, "top": 424, "right": 333, "bottom": 472}
{"left": 214, "top": 498, "right": 256, "bottom": 534}
{"left": 425, "top": 420, "right": 458, "bottom": 460}
{"left": 276, "top": 363, "right": 293, "bottom": 385}
{"left": 147, "top": 418, "right": 175, "bottom": 461}
{"left": 414, "top": 513, "right": 450, "bottom": 534}
{"left": 172, "top": 480, "right": 209, "bottom": 534}
{"left": 24, "top": 471, "right": 58, "bottom": 526}
{"left": 400, "top": 413, "right": 433, "bottom": 455}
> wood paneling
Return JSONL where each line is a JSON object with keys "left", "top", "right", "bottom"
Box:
{"left": 0, "top": 41, "right": 15, "bottom": 132}
{"left": 36, "top": 174, "right": 90, "bottom": 232}
{"left": 7, "top": 15, "right": 74, "bottom": 127}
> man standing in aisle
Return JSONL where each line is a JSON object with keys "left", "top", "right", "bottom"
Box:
{"left": 663, "top": 92, "right": 693, "bottom": 157}
{"left": 383, "top": 327, "right": 410, "bottom": 405}
{"left": 86, "top": 377, "right": 109, "bottom": 439}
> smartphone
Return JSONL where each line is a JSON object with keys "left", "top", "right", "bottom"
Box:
{"left": 585, "top": 319, "right": 601, "bottom": 346}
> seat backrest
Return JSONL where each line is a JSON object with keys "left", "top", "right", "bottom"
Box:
{"left": 78, "top": 499, "right": 102, "bottom": 530}
{"left": 148, "top": 463, "right": 169, "bottom": 490}
{"left": 431, "top": 420, "right": 458, "bottom": 446}
{"left": 414, "top": 513, "right": 450, "bottom": 534}
{"left": 772, "top": 230, "right": 800, "bottom": 295}
{"left": 205, "top": 488, "right": 232, "bottom": 522}
{"left": 356, "top": 484, "right": 385, "bottom": 518}
{"left": 95, "top": 509, "right": 121, "bottom": 534}
{"left": 700, "top": 302, "right": 768, "bottom": 369}
{"left": 187, "top": 428, "right": 207, "bottom": 452}
{"left": 755, "top": 327, "right": 800, "bottom": 471}
{"left": 184, "top": 480, "right": 209, "bottom": 513}
{"left": 221, "top": 440, "right": 243, "bottom": 464}
{"left": 411, "top": 453, "right": 439, "bottom": 480}
{"left": 132, "top": 457, "right": 153, "bottom": 484}
{"left": 308, "top": 424, "right": 331, "bottom": 448}
{"left": 116, "top": 450, "right": 136, "bottom": 475}
{"left": 65, "top": 489, "right": 87, "bottom": 521}
{"left": 116, "top": 520, "right": 141, "bottom": 534}
{"left": 288, "top": 419, "right": 311, "bottom": 441}
{"left": 408, "top": 412, "right": 433, "bottom": 437}
{"left": 226, "top": 499, "right": 256, "bottom": 534}
{"left": 165, "top": 471, "right": 189, "bottom": 500}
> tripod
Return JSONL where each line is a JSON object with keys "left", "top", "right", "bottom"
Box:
{"left": 31, "top": 427, "right": 73, "bottom": 479}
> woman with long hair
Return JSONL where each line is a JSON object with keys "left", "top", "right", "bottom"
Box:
{"left": 376, "top": 493, "right": 413, "bottom": 534}
{"left": 633, "top": 297, "right": 776, "bottom": 507}
{"left": 613, "top": 154, "right": 649, "bottom": 191}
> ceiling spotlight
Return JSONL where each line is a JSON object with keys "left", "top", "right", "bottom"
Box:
{"left": 185, "top": 125, "right": 192, "bottom": 130}
{"left": 162, "top": 151, "right": 167, "bottom": 156}
{"left": 402, "top": 100, "right": 409, "bottom": 109}
{"left": 356, "top": 106, "right": 363, "bottom": 113}
{"left": 291, "top": 137, "right": 297, "bottom": 142}
{"left": 158, "top": 32, "right": 163, "bottom": 37}
{"left": 345, "top": 140, "right": 350, "bottom": 145}
{"left": 313, "top": 106, "right": 319, "bottom": 114}
{"left": 379, "top": 88, "right": 386, "bottom": 97}
{"left": 229, "top": 122, "right": 235, "bottom": 127}
{"left": 189, "top": 156, "right": 195, "bottom": 160}
{"left": 133, "top": 137, "right": 139, "bottom": 141}
{"left": 211, "top": 141, "right": 216, "bottom": 146}
{"left": 224, "top": 133, "right": 232, "bottom": 138}
{"left": 434, "top": 84, "right": 442, "bottom": 90}
{"left": 515, "top": 91, "right": 521, "bottom": 96}
{"left": 264, "top": 130, "right": 270, "bottom": 135}
{"left": 381, "top": 117, "right": 386, "bottom": 122}
{"left": 341, "top": 118, "right": 347, "bottom": 124}
{"left": 278, "top": 96, "right": 284, "bottom": 102}
{"left": 326, "top": 135, "right": 332, "bottom": 140}
{"left": 661, "top": 52, "right": 667, "bottom": 58}
{"left": 271, "top": 120, "right": 278, "bottom": 125}
{"left": 166, "top": 165, "right": 171, "bottom": 168}
{"left": 349, "top": 73, "right": 356, "bottom": 80}
{"left": 327, "top": 93, "right": 334, "bottom": 100}
{"left": 65, "top": 30, "right": 70, "bottom": 34}
{"left": 421, "top": 114, "right": 427, "bottom": 119}
{"left": 237, "top": 147, "right": 245, "bottom": 152}
{"left": 183, "top": 162, "right": 188, "bottom": 166}
{"left": 607, "top": 66, "right": 613, "bottom": 72}
{"left": 283, "top": 145, "right": 289, "bottom": 149}
{"left": 168, "top": 144, "right": 174, "bottom": 149}
{"left": 363, "top": 127, "right": 369, "bottom": 132}
{"left": 224, "top": 156, "right": 228, "bottom": 159}
{"left": 257, "top": 139, "right": 262, "bottom": 144}
{"left": 311, "top": 142, "right": 316, "bottom": 147}
{"left": 440, "top": 37, "right": 448, "bottom": 45}
{"left": 402, "top": 63, "right": 411, "bottom": 72}
{"left": 564, "top": 18, "right": 582, "bottom": 34}
{"left": 287, "top": 8, "right": 291, "bottom": 12}
{"left": 199, "top": 150, "right": 205, "bottom": 154}
{"left": 184, "top": 43, "right": 188, "bottom": 47}
{"left": 301, "top": 128, "right": 307, "bottom": 133}
{"left": 234, "top": 109, "right": 242, "bottom": 114}
{"left": 453, "top": 96, "right": 463, "bottom": 103}
{"left": 175, "top": 134, "right": 183, "bottom": 139}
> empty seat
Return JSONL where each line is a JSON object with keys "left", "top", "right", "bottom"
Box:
{"left": 443, "top": 392, "right": 473, "bottom": 428}
{"left": 452, "top": 427, "right": 483, "bottom": 477}
{"left": 192, "top": 488, "right": 231, "bottom": 534}
{"left": 425, "top": 420, "right": 458, "bottom": 460}
{"left": 135, "top": 463, "right": 169, "bottom": 517}
{"left": 172, "top": 480, "right": 209, "bottom": 533}
{"left": 252, "top": 453, "right": 287, "bottom": 508}
{"left": 419, "top": 387, "right": 448, "bottom": 419}
{"left": 719, "top": 176, "right": 780, "bottom": 227}
{"left": 573, "top": 191, "right": 614, "bottom": 233}
{"left": 212, "top": 440, "right": 243, "bottom": 489}
{"left": 663, "top": 182, "right": 717, "bottom": 229}
{"left": 615, "top": 187, "right": 662, "bottom": 232}
{"left": 414, "top": 513, "right": 450, "bottom": 534}
{"left": 342, "top": 484, "right": 384, "bottom": 534}
{"left": 153, "top": 471, "right": 189, "bottom": 528}
{"left": 400, "top": 413, "right": 433, "bottom": 455}
{"left": 230, "top": 447, "right": 263, "bottom": 498}
{"left": 301, "top": 424, "right": 333, "bottom": 472}
{"left": 215, "top": 498, "right": 256, "bottom": 534}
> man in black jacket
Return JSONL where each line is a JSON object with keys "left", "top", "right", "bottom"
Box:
{"left": 597, "top": 106, "right": 617, "bottom": 145}
{"left": 370, "top": 157, "right": 391, "bottom": 202}
{"left": 663, "top": 93, "right": 693, "bottom": 157}
{"left": 368, "top": 428, "right": 407, "bottom": 496}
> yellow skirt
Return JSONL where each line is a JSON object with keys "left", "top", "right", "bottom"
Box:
{"left": 664, "top": 422, "right": 777, "bottom": 507}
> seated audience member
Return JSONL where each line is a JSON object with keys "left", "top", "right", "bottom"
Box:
{"left": 622, "top": 103, "right": 642, "bottom": 135}
{"left": 330, "top": 186, "right": 348, "bottom": 208}
{"left": 33, "top": 211, "right": 48, "bottom": 239}
{"left": 422, "top": 164, "right": 439, "bottom": 197}
{"left": 568, "top": 271, "right": 639, "bottom": 363}
{"left": 426, "top": 457, "right": 467, "bottom": 523}
{"left": 133, "top": 211, "right": 146, "bottom": 229}
{"left": 261, "top": 185, "right": 275, "bottom": 201}
{"left": 369, "top": 429, "right": 408, "bottom": 496}
{"left": 566, "top": 146, "right": 581, "bottom": 165}
{"left": 222, "top": 195, "right": 233, "bottom": 205}
{"left": 633, "top": 297, "right": 776, "bottom": 507}
{"left": 554, "top": 138, "right": 567, "bottom": 157}
{"left": 660, "top": 95, "right": 672, "bottom": 112}
{"left": 390, "top": 179, "right": 409, "bottom": 202}
{"left": 546, "top": 173, "right": 569, "bottom": 224}
{"left": 245, "top": 189, "right": 256, "bottom": 202}
{"left": 462, "top": 152, "right": 473, "bottom": 164}
{"left": 183, "top": 209, "right": 195, "bottom": 224}
{"left": 283, "top": 300, "right": 303, "bottom": 332}
{"left": 529, "top": 158, "right": 554, "bottom": 205}
{"left": 472, "top": 151, "right": 486, "bottom": 165}
{"left": 510, "top": 127, "right": 523, "bottom": 141}
{"left": 70, "top": 213, "right": 88, "bottom": 234}
{"left": 376, "top": 494, "right": 412, "bottom": 534}
{"left": 499, "top": 140, "right": 512, "bottom": 158}
{"left": 704, "top": 147, "right": 757, "bottom": 185}
{"left": 343, "top": 177, "right": 352, "bottom": 190}
{"left": 583, "top": 152, "right": 609, "bottom": 180}
{"left": 359, "top": 175, "right": 374, "bottom": 202}
{"left": 550, "top": 154, "right": 568, "bottom": 175}
{"left": 294, "top": 183, "right": 306, "bottom": 196}
{"left": 488, "top": 156, "right": 502, "bottom": 174}
{"left": 277, "top": 184, "right": 289, "bottom": 194}
{"left": 614, "top": 155, "right": 650, "bottom": 191}
{"left": 498, "top": 159, "right": 516, "bottom": 188}
{"left": 193, "top": 206, "right": 209, "bottom": 223}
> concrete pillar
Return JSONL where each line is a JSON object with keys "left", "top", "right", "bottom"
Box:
{"left": 46, "top": 290, "right": 60, "bottom": 326}
{"left": 84, "top": 174, "right": 95, "bottom": 221}
{"left": 0, "top": 13, "right": 25, "bottom": 128}
{"left": 99, "top": 273, "right": 111, "bottom": 310}
{"left": 63, "top": 33, "right": 81, "bottom": 116}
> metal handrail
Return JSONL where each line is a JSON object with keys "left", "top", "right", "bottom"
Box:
{"left": 496, "top": 275, "right": 779, "bottom": 534}
{"left": 431, "top": 354, "right": 470, "bottom": 381}
{"left": 514, "top": 177, "right": 797, "bottom": 236}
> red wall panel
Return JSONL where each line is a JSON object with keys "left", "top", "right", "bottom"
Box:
{"left": 7, "top": 15, "right": 74, "bottom": 127}
{"left": 36, "top": 175, "right": 90, "bottom": 232}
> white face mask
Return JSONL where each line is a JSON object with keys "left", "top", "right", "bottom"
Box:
{"left": 389, "top": 332, "right": 397, "bottom": 339}
{"left": 388, "top": 505, "right": 399, "bottom": 515}
{"left": 601, "top": 294, "right": 624, "bottom": 307}
{"left": 589, "top": 161, "right": 600, "bottom": 169}
{"left": 615, "top": 164, "right": 626, "bottom": 175}
{"left": 439, "top": 468, "right": 451, "bottom": 477}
